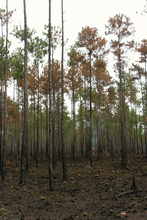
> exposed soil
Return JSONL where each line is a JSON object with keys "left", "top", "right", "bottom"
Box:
{"left": 0, "top": 155, "right": 147, "bottom": 220}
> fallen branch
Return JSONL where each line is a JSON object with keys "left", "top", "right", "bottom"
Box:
{"left": 114, "top": 196, "right": 147, "bottom": 215}
{"left": 114, "top": 189, "right": 137, "bottom": 201}
{"left": 136, "top": 156, "right": 147, "bottom": 159}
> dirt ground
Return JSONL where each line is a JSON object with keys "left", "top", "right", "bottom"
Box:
{"left": 0, "top": 155, "right": 146, "bottom": 220}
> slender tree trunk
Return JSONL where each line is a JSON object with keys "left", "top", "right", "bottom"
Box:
{"left": 11, "top": 79, "right": 15, "bottom": 161}
{"left": 89, "top": 55, "right": 93, "bottom": 166}
{"left": 20, "top": 0, "right": 28, "bottom": 184}
{"left": 36, "top": 66, "right": 39, "bottom": 167}
{"left": 52, "top": 50, "right": 55, "bottom": 169}
{"left": 2, "top": 0, "right": 8, "bottom": 181}
{"left": 80, "top": 92, "right": 84, "bottom": 157}
{"left": 72, "top": 67, "right": 76, "bottom": 163}
{"left": 84, "top": 78, "right": 88, "bottom": 159}
{"left": 48, "top": 0, "right": 53, "bottom": 190}
{"left": 17, "top": 84, "right": 20, "bottom": 159}
{"left": 61, "top": 0, "right": 67, "bottom": 180}
{"left": 0, "top": 20, "right": 4, "bottom": 176}
{"left": 45, "top": 96, "right": 49, "bottom": 157}
{"left": 40, "top": 108, "right": 43, "bottom": 160}
{"left": 139, "top": 72, "right": 146, "bottom": 157}
{"left": 57, "top": 94, "right": 61, "bottom": 161}
{"left": 135, "top": 107, "right": 139, "bottom": 154}
{"left": 109, "top": 108, "right": 114, "bottom": 161}
{"left": 145, "top": 56, "right": 147, "bottom": 159}
{"left": 130, "top": 105, "right": 133, "bottom": 154}
{"left": 30, "top": 97, "right": 33, "bottom": 158}
{"left": 114, "top": 113, "right": 119, "bottom": 154}
{"left": 33, "top": 95, "right": 36, "bottom": 160}
{"left": 97, "top": 89, "right": 102, "bottom": 160}
{"left": 119, "top": 51, "right": 127, "bottom": 168}
{"left": 139, "top": 114, "right": 143, "bottom": 154}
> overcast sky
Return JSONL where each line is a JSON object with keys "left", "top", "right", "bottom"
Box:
{"left": 0, "top": 0, "right": 146, "bottom": 103}
{"left": 1, "top": 0, "right": 146, "bottom": 52}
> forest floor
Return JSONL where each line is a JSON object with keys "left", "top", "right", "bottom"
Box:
{"left": 0, "top": 155, "right": 147, "bottom": 220}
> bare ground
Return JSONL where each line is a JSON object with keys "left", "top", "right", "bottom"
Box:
{"left": 0, "top": 155, "right": 147, "bottom": 220}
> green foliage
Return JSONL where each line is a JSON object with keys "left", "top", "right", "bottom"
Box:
{"left": 43, "top": 25, "right": 62, "bottom": 50}
{"left": 9, "top": 48, "right": 24, "bottom": 80}
{"left": 12, "top": 25, "right": 36, "bottom": 42}
{"left": 0, "top": 37, "right": 11, "bottom": 79}
{"left": 28, "top": 36, "right": 47, "bottom": 65}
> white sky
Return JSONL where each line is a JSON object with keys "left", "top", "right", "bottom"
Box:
{"left": 1, "top": 0, "right": 146, "bottom": 53}
{"left": 0, "top": 0, "right": 146, "bottom": 106}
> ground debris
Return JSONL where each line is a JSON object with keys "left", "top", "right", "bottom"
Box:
{"left": 114, "top": 189, "right": 138, "bottom": 200}
{"left": 114, "top": 196, "right": 147, "bottom": 216}
{"left": 0, "top": 156, "right": 146, "bottom": 220}
{"left": 61, "top": 212, "right": 80, "bottom": 220}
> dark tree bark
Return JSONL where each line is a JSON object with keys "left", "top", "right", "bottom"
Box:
{"left": 145, "top": 53, "right": 147, "bottom": 160}
{"left": 109, "top": 109, "right": 114, "bottom": 161}
{"left": 97, "top": 88, "right": 102, "bottom": 160}
{"left": 119, "top": 54, "right": 127, "bottom": 168}
{"left": 16, "top": 84, "right": 20, "bottom": 161}
{"left": 45, "top": 96, "right": 49, "bottom": 157}
{"left": 0, "top": 16, "right": 4, "bottom": 176}
{"left": 84, "top": 76, "right": 88, "bottom": 159}
{"left": 72, "top": 67, "right": 76, "bottom": 163}
{"left": 36, "top": 66, "right": 39, "bottom": 167}
{"left": 57, "top": 94, "right": 61, "bottom": 161}
{"left": 33, "top": 95, "right": 36, "bottom": 160}
{"left": 40, "top": 107, "right": 43, "bottom": 160}
{"left": 1, "top": 0, "right": 8, "bottom": 181}
{"left": 80, "top": 91, "right": 84, "bottom": 157}
{"left": 89, "top": 54, "right": 93, "bottom": 166}
{"left": 52, "top": 50, "right": 55, "bottom": 169}
{"left": 11, "top": 80, "right": 16, "bottom": 161}
{"left": 61, "top": 0, "right": 67, "bottom": 180}
{"left": 48, "top": 0, "right": 53, "bottom": 190}
{"left": 20, "top": 0, "right": 28, "bottom": 184}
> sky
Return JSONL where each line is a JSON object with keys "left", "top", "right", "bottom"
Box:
{"left": 0, "top": 0, "right": 147, "bottom": 101}
{"left": 0, "top": 0, "right": 146, "bottom": 56}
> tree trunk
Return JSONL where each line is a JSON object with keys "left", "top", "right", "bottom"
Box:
{"left": 11, "top": 79, "right": 15, "bottom": 161}
{"left": 30, "top": 97, "right": 33, "bottom": 158}
{"left": 109, "top": 108, "right": 114, "bottom": 161}
{"left": 61, "top": 0, "right": 67, "bottom": 180}
{"left": 48, "top": 0, "right": 53, "bottom": 190}
{"left": 72, "top": 67, "right": 76, "bottom": 163}
{"left": 2, "top": 0, "right": 8, "bottom": 181}
{"left": 119, "top": 51, "right": 127, "bottom": 168}
{"left": 36, "top": 66, "right": 39, "bottom": 167}
{"left": 33, "top": 95, "right": 36, "bottom": 160}
{"left": 57, "top": 94, "right": 61, "bottom": 161}
{"left": 40, "top": 108, "right": 43, "bottom": 160}
{"left": 0, "top": 19, "right": 4, "bottom": 176}
{"left": 80, "top": 92, "right": 84, "bottom": 157}
{"left": 139, "top": 114, "right": 143, "bottom": 154}
{"left": 16, "top": 84, "right": 20, "bottom": 161}
{"left": 135, "top": 107, "right": 139, "bottom": 154}
{"left": 52, "top": 50, "right": 55, "bottom": 169}
{"left": 20, "top": 0, "right": 28, "bottom": 184}
{"left": 45, "top": 96, "right": 49, "bottom": 157}
{"left": 144, "top": 56, "right": 147, "bottom": 160}
{"left": 84, "top": 78, "right": 88, "bottom": 159}
{"left": 97, "top": 89, "right": 102, "bottom": 160}
{"left": 89, "top": 55, "right": 93, "bottom": 166}
{"left": 139, "top": 72, "right": 146, "bottom": 157}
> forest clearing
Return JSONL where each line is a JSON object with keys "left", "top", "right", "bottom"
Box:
{"left": 0, "top": 155, "right": 146, "bottom": 219}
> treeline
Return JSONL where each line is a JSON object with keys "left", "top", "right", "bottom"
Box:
{"left": 0, "top": 2, "right": 147, "bottom": 188}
